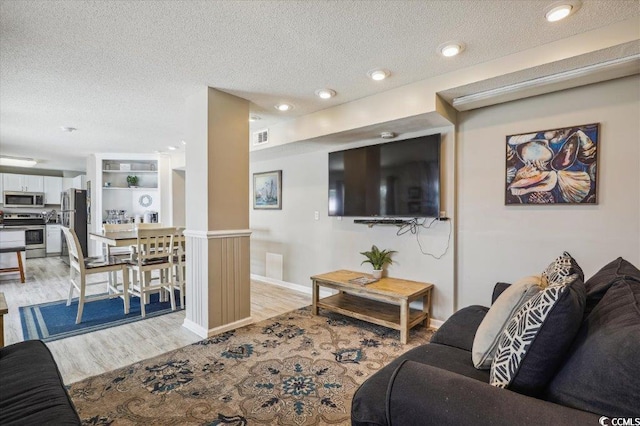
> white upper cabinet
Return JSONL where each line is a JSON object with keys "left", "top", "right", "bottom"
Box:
{"left": 2, "top": 174, "right": 45, "bottom": 192}
{"left": 44, "top": 176, "right": 63, "bottom": 204}
{"left": 3, "top": 174, "right": 24, "bottom": 192}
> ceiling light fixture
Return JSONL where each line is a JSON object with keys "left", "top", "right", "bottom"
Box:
{"left": 545, "top": 1, "right": 581, "bottom": 22}
{"left": 60, "top": 126, "right": 77, "bottom": 133}
{"left": 0, "top": 156, "right": 37, "bottom": 167}
{"left": 275, "top": 103, "right": 293, "bottom": 111}
{"left": 249, "top": 115, "right": 261, "bottom": 122}
{"left": 181, "top": 140, "right": 187, "bottom": 145}
{"left": 438, "top": 42, "right": 465, "bottom": 57}
{"left": 367, "top": 69, "right": 390, "bottom": 81}
{"left": 315, "top": 89, "right": 336, "bottom": 99}
{"left": 546, "top": 4, "right": 572, "bottom": 21}
{"left": 167, "top": 146, "right": 177, "bottom": 151}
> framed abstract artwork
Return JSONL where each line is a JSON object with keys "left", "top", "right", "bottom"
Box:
{"left": 505, "top": 123, "right": 599, "bottom": 205}
{"left": 253, "top": 170, "right": 282, "bottom": 209}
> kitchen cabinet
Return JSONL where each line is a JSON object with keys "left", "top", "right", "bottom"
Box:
{"left": 44, "top": 176, "right": 63, "bottom": 204}
{"left": 46, "top": 224, "right": 62, "bottom": 254}
{"left": 2, "top": 174, "right": 44, "bottom": 192}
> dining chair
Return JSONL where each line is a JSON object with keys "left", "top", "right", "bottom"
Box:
{"left": 127, "top": 226, "right": 177, "bottom": 317}
{"left": 61, "top": 227, "right": 130, "bottom": 324}
{"left": 102, "top": 223, "right": 135, "bottom": 290}
{"left": 172, "top": 227, "right": 186, "bottom": 309}
{"left": 135, "top": 223, "right": 164, "bottom": 229}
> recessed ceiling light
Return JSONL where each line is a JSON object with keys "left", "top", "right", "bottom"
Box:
{"left": 181, "top": 140, "right": 187, "bottom": 145}
{"left": 0, "top": 156, "right": 37, "bottom": 167}
{"left": 315, "top": 89, "right": 336, "bottom": 99}
{"left": 249, "top": 115, "right": 262, "bottom": 122}
{"left": 546, "top": 4, "right": 571, "bottom": 21}
{"left": 367, "top": 69, "right": 390, "bottom": 81}
{"left": 275, "top": 103, "right": 293, "bottom": 111}
{"left": 167, "top": 146, "right": 177, "bottom": 151}
{"left": 60, "top": 126, "right": 77, "bottom": 132}
{"left": 545, "top": 1, "right": 581, "bottom": 22}
{"left": 438, "top": 42, "right": 465, "bottom": 57}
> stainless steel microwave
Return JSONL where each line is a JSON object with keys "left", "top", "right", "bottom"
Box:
{"left": 3, "top": 191, "right": 45, "bottom": 208}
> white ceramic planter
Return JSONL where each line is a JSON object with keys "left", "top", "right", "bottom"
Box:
{"left": 372, "top": 269, "right": 383, "bottom": 279}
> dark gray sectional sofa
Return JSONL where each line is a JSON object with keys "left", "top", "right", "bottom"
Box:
{"left": 351, "top": 257, "right": 640, "bottom": 425}
{"left": 0, "top": 340, "right": 81, "bottom": 425}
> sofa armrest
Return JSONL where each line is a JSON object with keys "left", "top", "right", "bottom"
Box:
{"left": 429, "top": 305, "right": 488, "bottom": 351}
{"left": 386, "top": 360, "right": 600, "bottom": 426}
{"left": 492, "top": 282, "right": 511, "bottom": 304}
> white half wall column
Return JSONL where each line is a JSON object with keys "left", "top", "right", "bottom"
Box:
{"left": 183, "top": 87, "right": 251, "bottom": 337}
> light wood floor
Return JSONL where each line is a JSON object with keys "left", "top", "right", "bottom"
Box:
{"left": 0, "top": 257, "right": 311, "bottom": 384}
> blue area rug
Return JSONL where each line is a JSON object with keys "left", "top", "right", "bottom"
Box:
{"left": 20, "top": 291, "right": 182, "bottom": 342}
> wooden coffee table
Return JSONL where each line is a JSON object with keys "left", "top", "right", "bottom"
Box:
{"left": 311, "top": 270, "right": 434, "bottom": 344}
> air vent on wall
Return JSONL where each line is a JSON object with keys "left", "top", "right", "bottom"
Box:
{"left": 253, "top": 129, "right": 269, "bottom": 146}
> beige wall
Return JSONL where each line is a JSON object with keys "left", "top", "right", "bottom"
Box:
{"left": 250, "top": 75, "right": 640, "bottom": 320}
{"left": 457, "top": 75, "right": 640, "bottom": 308}
{"left": 250, "top": 127, "right": 457, "bottom": 321}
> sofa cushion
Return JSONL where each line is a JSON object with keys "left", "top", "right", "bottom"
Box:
{"left": 545, "top": 277, "right": 640, "bottom": 417}
{"left": 583, "top": 257, "right": 640, "bottom": 317}
{"left": 0, "top": 340, "right": 81, "bottom": 425}
{"left": 472, "top": 275, "right": 542, "bottom": 369}
{"left": 351, "top": 343, "right": 489, "bottom": 426}
{"left": 541, "top": 251, "right": 584, "bottom": 287}
{"left": 490, "top": 273, "right": 585, "bottom": 396}
{"left": 430, "top": 305, "right": 488, "bottom": 352}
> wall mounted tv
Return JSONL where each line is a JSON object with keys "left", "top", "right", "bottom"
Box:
{"left": 328, "top": 134, "right": 441, "bottom": 217}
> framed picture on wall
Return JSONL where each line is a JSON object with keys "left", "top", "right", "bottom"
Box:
{"left": 253, "top": 170, "right": 282, "bottom": 209}
{"left": 505, "top": 123, "right": 599, "bottom": 205}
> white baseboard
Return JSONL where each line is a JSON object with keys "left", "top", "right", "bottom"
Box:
{"left": 182, "top": 316, "right": 254, "bottom": 338}
{"left": 251, "top": 274, "right": 333, "bottom": 298}
{"left": 430, "top": 318, "right": 443, "bottom": 329}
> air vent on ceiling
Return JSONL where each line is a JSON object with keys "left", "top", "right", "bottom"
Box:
{"left": 253, "top": 129, "right": 269, "bottom": 146}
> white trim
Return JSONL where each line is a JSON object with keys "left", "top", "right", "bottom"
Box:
{"left": 183, "top": 316, "right": 254, "bottom": 338}
{"left": 183, "top": 229, "right": 252, "bottom": 239}
{"left": 182, "top": 318, "right": 208, "bottom": 337}
{"left": 429, "top": 318, "right": 443, "bottom": 329}
{"left": 251, "top": 274, "right": 333, "bottom": 298}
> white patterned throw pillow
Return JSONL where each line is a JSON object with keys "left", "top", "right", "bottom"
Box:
{"left": 541, "top": 251, "right": 583, "bottom": 287}
{"left": 490, "top": 273, "right": 580, "bottom": 391}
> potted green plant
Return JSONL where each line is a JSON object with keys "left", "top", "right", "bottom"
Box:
{"left": 126, "top": 175, "right": 139, "bottom": 188}
{"left": 360, "top": 245, "right": 396, "bottom": 279}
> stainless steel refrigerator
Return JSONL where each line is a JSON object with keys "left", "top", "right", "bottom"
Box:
{"left": 61, "top": 188, "right": 88, "bottom": 264}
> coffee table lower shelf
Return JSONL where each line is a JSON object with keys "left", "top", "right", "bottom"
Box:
{"left": 317, "top": 293, "right": 427, "bottom": 333}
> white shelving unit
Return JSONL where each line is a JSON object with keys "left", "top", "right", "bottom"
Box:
{"left": 101, "top": 159, "right": 160, "bottom": 224}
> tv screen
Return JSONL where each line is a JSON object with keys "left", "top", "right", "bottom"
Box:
{"left": 328, "top": 134, "right": 441, "bottom": 217}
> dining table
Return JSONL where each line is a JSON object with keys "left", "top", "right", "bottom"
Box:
{"left": 89, "top": 230, "right": 186, "bottom": 248}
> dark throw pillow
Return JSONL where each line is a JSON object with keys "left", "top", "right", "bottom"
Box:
{"left": 490, "top": 273, "right": 586, "bottom": 396}
{"left": 545, "top": 278, "right": 640, "bottom": 417}
{"left": 583, "top": 257, "right": 640, "bottom": 316}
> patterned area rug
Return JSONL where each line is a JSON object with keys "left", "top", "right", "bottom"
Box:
{"left": 69, "top": 306, "right": 433, "bottom": 425}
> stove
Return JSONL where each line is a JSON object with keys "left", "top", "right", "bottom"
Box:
{"left": 3, "top": 213, "right": 46, "bottom": 258}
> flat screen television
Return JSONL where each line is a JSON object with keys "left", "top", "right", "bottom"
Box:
{"left": 328, "top": 134, "right": 441, "bottom": 217}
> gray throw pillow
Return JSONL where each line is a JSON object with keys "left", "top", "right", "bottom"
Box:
{"left": 472, "top": 275, "right": 542, "bottom": 369}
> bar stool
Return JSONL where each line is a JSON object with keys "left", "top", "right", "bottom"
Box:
{"left": 0, "top": 247, "right": 26, "bottom": 283}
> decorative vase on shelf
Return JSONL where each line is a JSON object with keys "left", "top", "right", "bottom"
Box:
{"left": 360, "top": 245, "right": 397, "bottom": 280}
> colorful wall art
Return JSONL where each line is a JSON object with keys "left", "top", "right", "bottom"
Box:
{"left": 505, "top": 123, "right": 599, "bottom": 205}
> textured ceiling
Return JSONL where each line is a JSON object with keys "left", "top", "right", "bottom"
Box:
{"left": 1, "top": 0, "right": 639, "bottom": 171}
